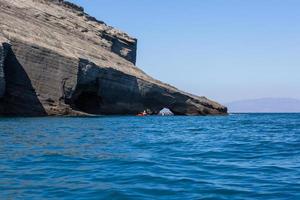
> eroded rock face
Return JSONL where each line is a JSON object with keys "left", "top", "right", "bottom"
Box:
{"left": 0, "top": 36, "right": 10, "bottom": 98}
{"left": 0, "top": 42, "right": 7, "bottom": 98}
{"left": 0, "top": 0, "right": 227, "bottom": 116}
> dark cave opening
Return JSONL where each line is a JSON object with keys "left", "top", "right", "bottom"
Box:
{"left": 74, "top": 91, "right": 102, "bottom": 114}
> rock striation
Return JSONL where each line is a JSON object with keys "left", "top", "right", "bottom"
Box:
{"left": 0, "top": 39, "right": 7, "bottom": 98}
{"left": 0, "top": 0, "right": 227, "bottom": 116}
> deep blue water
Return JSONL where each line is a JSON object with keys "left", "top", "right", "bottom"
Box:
{"left": 0, "top": 114, "right": 300, "bottom": 200}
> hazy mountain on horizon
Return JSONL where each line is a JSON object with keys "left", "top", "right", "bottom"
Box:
{"left": 226, "top": 98, "right": 300, "bottom": 113}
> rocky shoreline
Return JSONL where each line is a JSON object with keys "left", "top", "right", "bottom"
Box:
{"left": 0, "top": 0, "right": 227, "bottom": 116}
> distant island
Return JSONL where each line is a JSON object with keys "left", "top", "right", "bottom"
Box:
{"left": 226, "top": 98, "right": 300, "bottom": 113}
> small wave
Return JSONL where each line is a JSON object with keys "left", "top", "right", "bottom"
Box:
{"left": 0, "top": 114, "right": 300, "bottom": 199}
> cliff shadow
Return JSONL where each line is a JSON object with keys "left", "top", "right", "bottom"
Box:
{"left": 68, "top": 58, "right": 191, "bottom": 115}
{"left": 68, "top": 58, "right": 145, "bottom": 115}
{"left": 1, "top": 43, "right": 47, "bottom": 116}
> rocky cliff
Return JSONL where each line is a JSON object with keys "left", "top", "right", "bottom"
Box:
{"left": 0, "top": 0, "right": 227, "bottom": 116}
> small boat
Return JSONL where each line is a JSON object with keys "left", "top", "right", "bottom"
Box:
{"left": 136, "top": 110, "right": 147, "bottom": 116}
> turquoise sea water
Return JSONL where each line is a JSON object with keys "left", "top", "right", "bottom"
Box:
{"left": 0, "top": 114, "right": 299, "bottom": 200}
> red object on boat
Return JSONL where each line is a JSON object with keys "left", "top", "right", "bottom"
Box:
{"left": 137, "top": 110, "right": 148, "bottom": 116}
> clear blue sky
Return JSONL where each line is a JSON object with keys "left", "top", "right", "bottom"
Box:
{"left": 70, "top": 0, "right": 300, "bottom": 103}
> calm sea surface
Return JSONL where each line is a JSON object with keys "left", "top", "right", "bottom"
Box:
{"left": 0, "top": 114, "right": 299, "bottom": 200}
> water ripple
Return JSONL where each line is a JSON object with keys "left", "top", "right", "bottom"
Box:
{"left": 0, "top": 114, "right": 300, "bottom": 199}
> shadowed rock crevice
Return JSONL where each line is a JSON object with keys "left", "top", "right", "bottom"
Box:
{"left": 0, "top": 43, "right": 47, "bottom": 116}
{"left": 0, "top": 42, "right": 8, "bottom": 99}
{"left": 66, "top": 59, "right": 144, "bottom": 115}
{"left": 102, "top": 33, "right": 137, "bottom": 65}
{"left": 74, "top": 91, "right": 102, "bottom": 114}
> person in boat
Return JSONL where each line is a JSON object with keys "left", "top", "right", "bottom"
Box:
{"left": 137, "top": 110, "right": 147, "bottom": 116}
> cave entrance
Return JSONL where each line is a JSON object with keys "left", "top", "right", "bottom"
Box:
{"left": 74, "top": 91, "right": 102, "bottom": 114}
{"left": 158, "top": 108, "right": 174, "bottom": 116}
